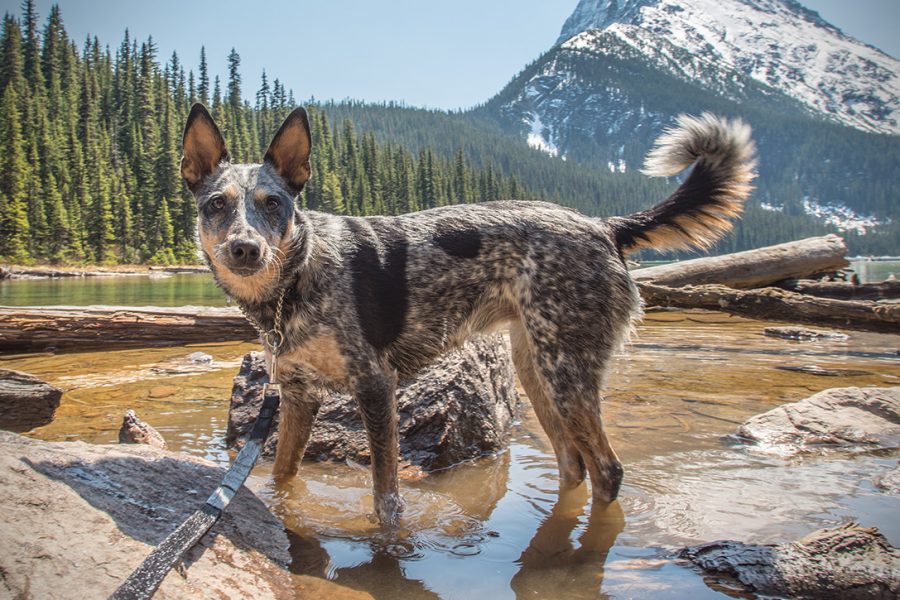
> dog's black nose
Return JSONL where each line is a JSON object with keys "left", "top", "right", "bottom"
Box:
{"left": 230, "top": 239, "right": 261, "bottom": 265}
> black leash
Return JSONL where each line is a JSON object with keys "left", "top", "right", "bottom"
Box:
{"left": 110, "top": 383, "right": 281, "bottom": 600}
{"left": 111, "top": 291, "right": 287, "bottom": 600}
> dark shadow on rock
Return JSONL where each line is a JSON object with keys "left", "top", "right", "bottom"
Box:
{"left": 22, "top": 446, "right": 287, "bottom": 567}
{"left": 511, "top": 485, "right": 625, "bottom": 600}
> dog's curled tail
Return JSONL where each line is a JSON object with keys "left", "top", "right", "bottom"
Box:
{"left": 609, "top": 113, "right": 756, "bottom": 255}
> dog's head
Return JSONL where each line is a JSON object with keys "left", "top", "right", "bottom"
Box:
{"left": 181, "top": 104, "right": 311, "bottom": 303}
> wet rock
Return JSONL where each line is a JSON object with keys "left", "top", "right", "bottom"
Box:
{"left": 0, "top": 369, "right": 62, "bottom": 432}
{"left": 776, "top": 365, "right": 871, "bottom": 377}
{"left": 738, "top": 386, "right": 900, "bottom": 453}
{"left": 149, "top": 352, "right": 234, "bottom": 376}
{"left": 186, "top": 351, "right": 214, "bottom": 364}
{"left": 227, "top": 334, "right": 520, "bottom": 471}
{"left": 763, "top": 326, "right": 849, "bottom": 341}
{"left": 679, "top": 523, "right": 900, "bottom": 599}
{"left": 0, "top": 266, "right": 9, "bottom": 280}
{"left": 118, "top": 409, "right": 167, "bottom": 449}
{"left": 874, "top": 464, "right": 900, "bottom": 496}
{"left": 0, "top": 431, "right": 290, "bottom": 599}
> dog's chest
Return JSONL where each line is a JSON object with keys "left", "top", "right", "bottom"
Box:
{"left": 277, "top": 335, "right": 348, "bottom": 384}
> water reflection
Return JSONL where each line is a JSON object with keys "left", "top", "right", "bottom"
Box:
{"left": 511, "top": 486, "right": 624, "bottom": 600}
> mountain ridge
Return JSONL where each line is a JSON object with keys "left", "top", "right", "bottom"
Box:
{"left": 553, "top": 0, "right": 899, "bottom": 134}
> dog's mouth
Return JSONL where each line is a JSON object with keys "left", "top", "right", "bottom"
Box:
{"left": 225, "top": 262, "right": 266, "bottom": 277}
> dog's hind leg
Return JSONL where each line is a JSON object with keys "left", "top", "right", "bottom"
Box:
{"left": 273, "top": 380, "right": 322, "bottom": 480}
{"left": 510, "top": 323, "right": 586, "bottom": 486}
{"left": 354, "top": 371, "right": 403, "bottom": 526}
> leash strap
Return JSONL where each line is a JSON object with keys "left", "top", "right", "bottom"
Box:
{"left": 110, "top": 383, "right": 281, "bottom": 600}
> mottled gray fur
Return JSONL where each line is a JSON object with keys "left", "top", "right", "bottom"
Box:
{"left": 181, "top": 105, "right": 756, "bottom": 526}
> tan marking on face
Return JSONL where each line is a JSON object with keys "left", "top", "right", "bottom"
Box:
{"left": 254, "top": 189, "right": 271, "bottom": 203}
{"left": 278, "top": 335, "right": 348, "bottom": 384}
{"left": 223, "top": 184, "right": 239, "bottom": 201}
{"left": 199, "top": 220, "right": 280, "bottom": 304}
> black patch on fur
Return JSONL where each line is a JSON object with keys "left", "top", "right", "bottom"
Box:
{"left": 348, "top": 219, "right": 408, "bottom": 350}
{"left": 433, "top": 220, "right": 482, "bottom": 259}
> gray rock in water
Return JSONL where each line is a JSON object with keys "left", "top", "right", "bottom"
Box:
{"left": 185, "top": 351, "right": 214, "bottom": 364}
{"left": 763, "top": 326, "right": 849, "bottom": 341}
{"left": 118, "top": 409, "right": 167, "bottom": 449}
{"left": 0, "top": 431, "right": 291, "bottom": 599}
{"left": 679, "top": 523, "right": 900, "bottom": 599}
{"left": 0, "top": 369, "right": 62, "bottom": 432}
{"left": 227, "top": 334, "right": 520, "bottom": 471}
{"left": 874, "top": 464, "right": 900, "bottom": 496}
{"left": 738, "top": 386, "right": 900, "bottom": 454}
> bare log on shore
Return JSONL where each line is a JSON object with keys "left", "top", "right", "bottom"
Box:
{"left": 631, "top": 234, "right": 849, "bottom": 289}
{"left": 0, "top": 305, "right": 256, "bottom": 353}
{"left": 777, "top": 278, "right": 900, "bottom": 301}
{"left": 637, "top": 282, "right": 900, "bottom": 334}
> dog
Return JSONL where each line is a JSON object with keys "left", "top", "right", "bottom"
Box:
{"left": 180, "top": 104, "right": 755, "bottom": 525}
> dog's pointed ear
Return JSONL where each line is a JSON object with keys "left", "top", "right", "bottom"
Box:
{"left": 265, "top": 107, "right": 312, "bottom": 192}
{"left": 181, "top": 103, "right": 229, "bottom": 191}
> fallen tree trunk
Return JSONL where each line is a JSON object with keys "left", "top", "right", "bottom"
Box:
{"left": 777, "top": 278, "right": 900, "bottom": 300}
{"left": 0, "top": 305, "right": 256, "bottom": 353}
{"left": 631, "top": 235, "right": 849, "bottom": 289}
{"left": 637, "top": 282, "right": 900, "bottom": 334}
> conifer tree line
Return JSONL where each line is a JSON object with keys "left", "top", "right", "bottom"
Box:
{"left": 0, "top": 2, "right": 529, "bottom": 264}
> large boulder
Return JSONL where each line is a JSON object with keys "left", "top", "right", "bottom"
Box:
{"left": 227, "top": 334, "right": 520, "bottom": 472}
{"left": 737, "top": 387, "right": 900, "bottom": 454}
{"left": 679, "top": 523, "right": 900, "bottom": 599}
{"left": 0, "top": 431, "right": 368, "bottom": 600}
{"left": 0, "top": 368, "right": 62, "bottom": 432}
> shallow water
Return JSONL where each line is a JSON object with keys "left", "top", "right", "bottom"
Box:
{"left": 7, "top": 309, "right": 899, "bottom": 599}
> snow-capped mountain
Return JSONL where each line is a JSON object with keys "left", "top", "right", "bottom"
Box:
{"left": 556, "top": 0, "right": 899, "bottom": 134}
{"left": 476, "top": 0, "right": 899, "bottom": 244}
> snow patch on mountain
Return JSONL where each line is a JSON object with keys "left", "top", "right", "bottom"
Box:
{"left": 525, "top": 112, "right": 559, "bottom": 157}
{"left": 557, "top": 0, "right": 900, "bottom": 134}
{"left": 802, "top": 199, "right": 884, "bottom": 235}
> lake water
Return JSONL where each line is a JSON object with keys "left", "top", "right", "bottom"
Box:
{"left": 4, "top": 299, "right": 899, "bottom": 598}
{"left": 1, "top": 259, "right": 896, "bottom": 308}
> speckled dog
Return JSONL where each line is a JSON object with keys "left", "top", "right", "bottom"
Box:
{"left": 181, "top": 105, "right": 755, "bottom": 525}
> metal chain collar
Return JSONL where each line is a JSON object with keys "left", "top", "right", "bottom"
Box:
{"left": 237, "top": 288, "right": 287, "bottom": 382}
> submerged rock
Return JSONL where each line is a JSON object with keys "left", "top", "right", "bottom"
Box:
{"left": 737, "top": 386, "right": 900, "bottom": 453}
{"left": 680, "top": 523, "right": 900, "bottom": 599}
{"left": 0, "top": 431, "right": 291, "bottom": 599}
{"left": 0, "top": 369, "right": 62, "bottom": 432}
{"left": 775, "top": 365, "right": 871, "bottom": 377}
{"left": 874, "top": 464, "right": 900, "bottom": 496}
{"left": 227, "top": 334, "right": 520, "bottom": 471}
{"left": 118, "top": 409, "right": 167, "bottom": 449}
{"left": 763, "top": 326, "right": 849, "bottom": 341}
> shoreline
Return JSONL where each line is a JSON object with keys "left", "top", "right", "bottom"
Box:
{"left": 0, "top": 264, "right": 209, "bottom": 279}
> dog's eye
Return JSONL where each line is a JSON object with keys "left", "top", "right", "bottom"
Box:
{"left": 266, "top": 196, "right": 281, "bottom": 211}
{"left": 209, "top": 194, "right": 225, "bottom": 210}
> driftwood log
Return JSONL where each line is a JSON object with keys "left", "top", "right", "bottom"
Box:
{"left": 777, "top": 278, "right": 900, "bottom": 300}
{"left": 0, "top": 305, "right": 256, "bottom": 353}
{"left": 631, "top": 234, "right": 849, "bottom": 289}
{"left": 638, "top": 282, "right": 900, "bottom": 334}
{"left": 0, "top": 369, "right": 62, "bottom": 431}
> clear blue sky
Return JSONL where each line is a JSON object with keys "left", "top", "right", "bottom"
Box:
{"left": 5, "top": 0, "right": 898, "bottom": 110}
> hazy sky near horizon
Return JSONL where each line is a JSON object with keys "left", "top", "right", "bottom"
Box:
{"left": 5, "top": 0, "right": 898, "bottom": 111}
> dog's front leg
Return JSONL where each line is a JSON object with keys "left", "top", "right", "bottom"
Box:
{"left": 273, "top": 377, "right": 322, "bottom": 481}
{"left": 354, "top": 371, "right": 403, "bottom": 526}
